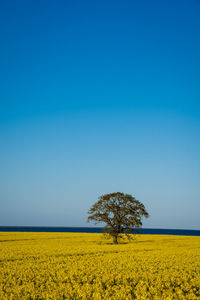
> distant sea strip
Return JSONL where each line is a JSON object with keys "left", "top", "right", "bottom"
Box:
{"left": 0, "top": 227, "right": 200, "bottom": 236}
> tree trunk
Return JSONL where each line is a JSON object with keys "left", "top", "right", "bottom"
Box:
{"left": 113, "top": 235, "right": 118, "bottom": 244}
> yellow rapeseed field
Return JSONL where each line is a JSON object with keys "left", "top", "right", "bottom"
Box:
{"left": 0, "top": 232, "right": 199, "bottom": 299}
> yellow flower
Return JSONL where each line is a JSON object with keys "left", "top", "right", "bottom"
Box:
{"left": 0, "top": 232, "right": 199, "bottom": 299}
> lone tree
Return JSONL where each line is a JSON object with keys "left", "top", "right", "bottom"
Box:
{"left": 88, "top": 192, "right": 149, "bottom": 244}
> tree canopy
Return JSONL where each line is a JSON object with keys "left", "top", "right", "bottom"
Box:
{"left": 88, "top": 192, "right": 149, "bottom": 244}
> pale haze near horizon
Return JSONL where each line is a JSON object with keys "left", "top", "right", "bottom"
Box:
{"left": 0, "top": 0, "right": 200, "bottom": 229}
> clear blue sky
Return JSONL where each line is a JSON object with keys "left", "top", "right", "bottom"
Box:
{"left": 0, "top": 0, "right": 200, "bottom": 229}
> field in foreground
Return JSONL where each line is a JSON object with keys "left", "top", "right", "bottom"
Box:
{"left": 0, "top": 233, "right": 200, "bottom": 299}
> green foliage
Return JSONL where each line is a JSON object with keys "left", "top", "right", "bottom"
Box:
{"left": 88, "top": 192, "right": 149, "bottom": 244}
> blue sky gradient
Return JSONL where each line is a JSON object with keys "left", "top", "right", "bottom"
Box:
{"left": 1, "top": 0, "right": 200, "bottom": 228}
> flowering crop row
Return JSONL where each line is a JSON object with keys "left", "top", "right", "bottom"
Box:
{"left": 0, "top": 232, "right": 199, "bottom": 299}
